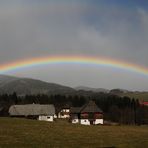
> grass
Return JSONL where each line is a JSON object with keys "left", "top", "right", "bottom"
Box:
{"left": 0, "top": 118, "right": 148, "bottom": 148}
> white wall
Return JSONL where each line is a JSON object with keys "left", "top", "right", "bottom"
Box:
{"left": 58, "top": 114, "right": 70, "bottom": 119}
{"left": 63, "top": 109, "right": 70, "bottom": 112}
{"left": 72, "top": 118, "right": 79, "bottom": 123}
{"left": 38, "top": 115, "right": 54, "bottom": 122}
{"left": 58, "top": 109, "right": 70, "bottom": 119}
{"left": 80, "top": 119, "right": 90, "bottom": 125}
{"left": 54, "top": 114, "right": 58, "bottom": 118}
{"left": 80, "top": 119, "right": 103, "bottom": 125}
{"left": 94, "top": 119, "right": 103, "bottom": 125}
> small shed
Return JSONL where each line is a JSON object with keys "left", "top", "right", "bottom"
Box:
{"left": 9, "top": 104, "right": 55, "bottom": 122}
{"left": 70, "top": 107, "right": 81, "bottom": 123}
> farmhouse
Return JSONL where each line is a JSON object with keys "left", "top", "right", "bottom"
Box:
{"left": 70, "top": 100, "right": 103, "bottom": 125}
{"left": 58, "top": 105, "right": 70, "bottom": 119}
{"left": 140, "top": 101, "right": 148, "bottom": 106}
{"left": 9, "top": 104, "right": 55, "bottom": 122}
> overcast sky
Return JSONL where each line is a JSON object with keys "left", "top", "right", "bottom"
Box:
{"left": 0, "top": 0, "right": 148, "bottom": 90}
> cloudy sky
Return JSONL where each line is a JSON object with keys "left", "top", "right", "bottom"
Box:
{"left": 0, "top": 0, "right": 148, "bottom": 90}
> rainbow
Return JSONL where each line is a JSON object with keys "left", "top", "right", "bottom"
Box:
{"left": 0, "top": 55, "right": 148, "bottom": 76}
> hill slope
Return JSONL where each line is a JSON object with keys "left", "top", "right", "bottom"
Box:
{"left": 0, "top": 75, "right": 75, "bottom": 95}
{"left": 75, "top": 86, "right": 109, "bottom": 93}
{"left": 0, "top": 75, "right": 19, "bottom": 87}
{"left": 119, "top": 92, "right": 148, "bottom": 101}
{"left": 0, "top": 75, "right": 148, "bottom": 101}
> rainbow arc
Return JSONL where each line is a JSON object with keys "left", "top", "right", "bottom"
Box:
{"left": 0, "top": 56, "right": 147, "bottom": 76}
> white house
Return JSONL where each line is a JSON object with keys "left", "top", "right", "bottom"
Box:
{"left": 58, "top": 108, "right": 70, "bottom": 119}
{"left": 9, "top": 104, "right": 55, "bottom": 122}
{"left": 70, "top": 100, "right": 103, "bottom": 125}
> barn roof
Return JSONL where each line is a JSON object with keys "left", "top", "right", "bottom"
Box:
{"left": 9, "top": 104, "right": 55, "bottom": 116}
{"left": 70, "top": 107, "right": 81, "bottom": 113}
{"left": 70, "top": 100, "right": 103, "bottom": 114}
{"left": 81, "top": 100, "right": 103, "bottom": 113}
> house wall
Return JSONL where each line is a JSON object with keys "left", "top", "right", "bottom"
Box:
{"left": 63, "top": 109, "right": 70, "bottom": 112}
{"left": 38, "top": 115, "right": 54, "bottom": 122}
{"left": 93, "top": 119, "right": 103, "bottom": 125}
{"left": 58, "top": 114, "right": 70, "bottom": 118}
{"left": 54, "top": 114, "right": 58, "bottom": 118}
{"left": 58, "top": 109, "right": 70, "bottom": 119}
{"left": 80, "top": 119, "right": 90, "bottom": 125}
{"left": 80, "top": 119, "right": 103, "bottom": 125}
{"left": 71, "top": 114, "right": 79, "bottom": 123}
{"left": 72, "top": 118, "right": 79, "bottom": 123}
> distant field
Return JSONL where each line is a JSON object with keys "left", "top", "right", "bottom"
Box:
{"left": 119, "top": 92, "right": 148, "bottom": 101}
{"left": 0, "top": 118, "right": 148, "bottom": 148}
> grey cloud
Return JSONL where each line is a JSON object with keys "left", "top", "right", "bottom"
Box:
{"left": 0, "top": 2, "right": 148, "bottom": 90}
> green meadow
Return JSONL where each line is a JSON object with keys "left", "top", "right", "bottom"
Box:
{"left": 0, "top": 118, "right": 148, "bottom": 148}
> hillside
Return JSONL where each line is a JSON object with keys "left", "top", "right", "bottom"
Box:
{"left": 119, "top": 92, "right": 148, "bottom": 101}
{"left": 0, "top": 74, "right": 19, "bottom": 86}
{"left": 75, "top": 86, "right": 109, "bottom": 93}
{"left": 110, "top": 88, "right": 129, "bottom": 94}
{"left": 0, "top": 75, "right": 111, "bottom": 96}
{"left": 0, "top": 75, "right": 75, "bottom": 95}
{"left": 0, "top": 75, "right": 148, "bottom": 101}
{"left": 0, "top": 118, "right": 148, "bottom": 148}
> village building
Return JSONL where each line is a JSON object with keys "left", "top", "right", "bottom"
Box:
{"left": 57, "top": 105, "right": 70, "bottom": 119}
{"left": 9, "top": 104, "right": 55, "bottom": 122}
{"left": 70, "top": 100, "right": 103, "bottom": 125}
{"left": 140, "top": 101, "right": 148, "bottom": 106}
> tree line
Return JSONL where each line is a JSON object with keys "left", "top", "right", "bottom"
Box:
{"left": 0, "top": 92, "right": 148, "bottom": 125}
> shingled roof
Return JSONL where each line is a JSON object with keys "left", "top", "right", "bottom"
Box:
{"left": 70, "top": 107, "right": 82, "bottom": 113}
{"left": 81, "top": 100, "right": 103, "bottom": 113}
{"left": 9, "top": 104, "right": 55, "bottom": 116}
{"left": 70, "top": 100, "right": 103, "bottom": 114}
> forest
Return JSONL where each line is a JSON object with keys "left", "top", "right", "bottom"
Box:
{"left": 0, "top": 92, "right": 148, "bottom": 125}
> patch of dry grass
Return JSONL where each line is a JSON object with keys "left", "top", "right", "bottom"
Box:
{"left": 0, "top": 118, "right": 148, "bottom": 148}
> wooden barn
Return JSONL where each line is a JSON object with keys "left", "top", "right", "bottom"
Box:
{"left": 9, "top": 104, "right": 55, "bottom": 122}
{"left": 70, "top": 100, "right": 103, "bottom": 125}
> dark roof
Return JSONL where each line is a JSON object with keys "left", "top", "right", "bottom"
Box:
{"left": 70, "top": 100, "right": 103, "bottom": 114}
{"left": 70, "top": 107, "right": 81, "bottom": 113}
{"left": 9, "top": 104, "right": 55, "bottom": 116}
{"left": 62, "top": 104, "right": 70, "bottom": 108}
{"left": 81, "top": 100, "right": 103, "bottom": 113}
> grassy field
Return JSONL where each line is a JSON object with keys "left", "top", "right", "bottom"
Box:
{"left": 0, "top": 118, "right": 148, "bottom": 148}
